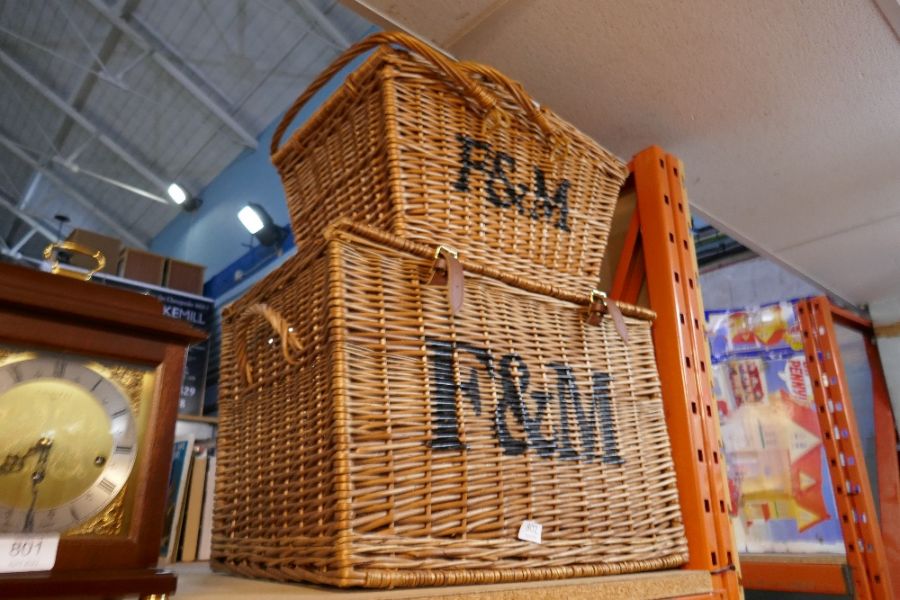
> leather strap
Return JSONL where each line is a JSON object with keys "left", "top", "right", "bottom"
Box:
{"left": 445, "top": 252, "right": 465, "bottom": 315}
{"left": 606, "top": 299, "right": 629, "bottom": 344}
{"left": 428, "top": 246, "right": 465, "bottom": 315}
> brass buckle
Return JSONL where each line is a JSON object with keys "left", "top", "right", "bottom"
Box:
{"left": 588, "top": 289, "right": 629, "bottom": 342}
{"left": 429, "top": 245, "right": 457, "bottom": 285}
{"left": 587, "top": 289, "right": 605, "bottom": 326}
{"left": 434, "top": 245, "right": 459, "bottom": 260}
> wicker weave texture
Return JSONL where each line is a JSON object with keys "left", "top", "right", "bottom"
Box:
{"left": 214, "top": 221, "right": 687, "bottom": 588}
{"left": 271, "top": 32, "right": 628, "bottom": 297}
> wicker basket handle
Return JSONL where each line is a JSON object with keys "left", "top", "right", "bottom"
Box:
{"left": 272, "top": 31, "right": 515, "bottom": 157}
{"left": 458, "top": 61, "right": 556, "bottom": 139}
{"left": 235, "top": 303, "right": 303, "bottom": 385}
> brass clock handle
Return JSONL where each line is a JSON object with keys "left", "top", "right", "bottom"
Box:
{"left": 234, "top": 303, "right": 302, "bottom": 385}
{"left": 43, "top": 241, "right": 106, "bottom": 281}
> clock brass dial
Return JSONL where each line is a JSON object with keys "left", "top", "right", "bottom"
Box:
{"left": 0, "top": 356, "right": 138, "bottom": 533}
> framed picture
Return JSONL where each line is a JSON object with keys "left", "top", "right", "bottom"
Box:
{"left": 159, "top": 434, "right": 195, "bottom": 563}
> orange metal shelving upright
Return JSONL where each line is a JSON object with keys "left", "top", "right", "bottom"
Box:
{"left": 610, "top": 146, "right": 742, "bottom": 599}
{"left": 795, "top": 298, "right": 896, "bottom": 599}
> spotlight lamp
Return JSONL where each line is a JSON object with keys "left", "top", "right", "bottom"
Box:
{"left": 238, "top": 203, "right": 285, "bottom": 247}
{"left": 168, "top": 182, "right": 202, "bottom": 212}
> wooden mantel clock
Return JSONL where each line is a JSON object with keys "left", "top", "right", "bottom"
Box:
{"left": 0, "top": 261, "right": 205, "bottom": 599}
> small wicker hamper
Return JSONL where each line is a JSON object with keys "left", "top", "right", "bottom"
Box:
{"left": 213, "top": 220, "right": 688, "bottom": 588}
{"left": 270, "top": 32, "right": 628, "bottom": 296}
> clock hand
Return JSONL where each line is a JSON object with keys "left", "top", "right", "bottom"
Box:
{"left": 22, "top": 437, "right": 53, "bottom": 533}
{"left": 0, "top": 439, "right": 48, "bottom": 475}
{"left": 0, "top": 453, "right": 27, "bottom": 475}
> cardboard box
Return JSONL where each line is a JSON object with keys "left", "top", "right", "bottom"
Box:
{"left": 165, "top": 258, "right": 206, "bottom": 295}
{"left": 119, "top": 248, "right": 166, "bottom": 286}
{"left": 65, "top": 229, "right": 122, "bottom": 275}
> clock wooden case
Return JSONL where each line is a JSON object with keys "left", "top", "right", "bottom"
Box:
{"left": 0, "top": 262, "right": 204, "bottom": 599}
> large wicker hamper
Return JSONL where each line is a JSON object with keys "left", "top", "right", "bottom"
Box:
{"left": 270, "top": 32, "right": 628, "bottom": 297}
{"left": 213, "top": 220, "right": 688, "bottom": 588}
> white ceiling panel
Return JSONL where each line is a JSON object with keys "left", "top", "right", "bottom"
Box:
{"left": 82, "top": 57, "right": 215, "bottom": 175}
{"left": 0, "top": 1, "right": 97, "bottom": 99}
{"left": 349, "top": 0, "right": 900, "bottom": 305}
{"left": 779, "top": 216, "right": 900, "bottom": 302}
{"left": 236, "top": 36, "right": 337, "bottom": 128}
{"left": 0, "top": 67, "right": 69, "bottom": 157}
{"left": 0, "top": 145, "right": 34, "bottom": 199}
{"left": 25, "top": 175, "right": 112, "bottom": 236}
{"left": 178, "top": 127, "right": 242, "bottom": 185}
{"left": 72, "top": 144, "right": 180, "bottom": 237}
{"left": 352, "top": 0, "right": 503, "bottom": 46}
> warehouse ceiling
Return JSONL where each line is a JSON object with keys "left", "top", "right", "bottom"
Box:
{"left": 349, "top": 0, "right": 900, "bottom": 306}
{"left": 0, "top": 0, "right": 371, "bottom": 257}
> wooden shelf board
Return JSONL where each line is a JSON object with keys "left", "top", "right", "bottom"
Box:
{"left": 171, "top": 563, "right": 711, "bottom": 600}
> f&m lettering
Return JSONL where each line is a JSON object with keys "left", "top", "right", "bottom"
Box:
{"left": 426, "top": 337, "right": 623, "bottom": 464}
{"left": 453, "top": 133, "right": 571, "bottom": 231}
{"left": 426, "top": 338, "right": 493, "bottom": 451}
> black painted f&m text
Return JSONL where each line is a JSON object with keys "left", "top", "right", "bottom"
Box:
{"left": 427, "top": 337, "right": 623, "bottom": 464}
{"left": 453, "top": 134, "right": 571, "bottom": 231}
